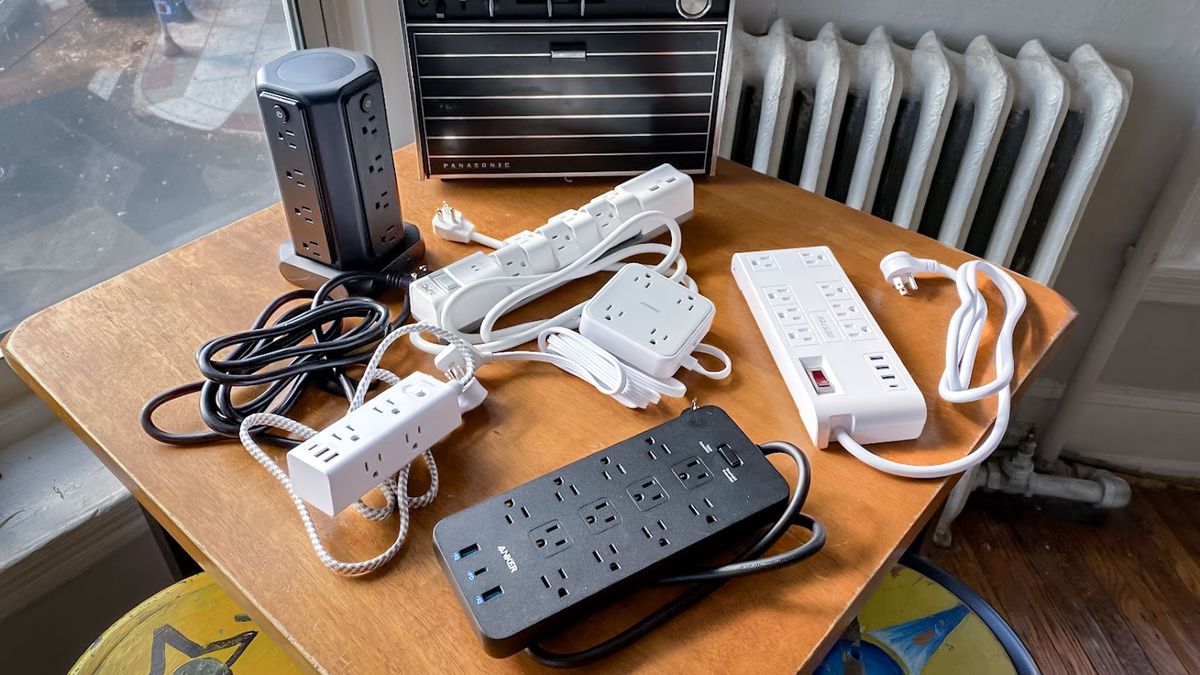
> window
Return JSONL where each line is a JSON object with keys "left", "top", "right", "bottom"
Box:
{"left": 0, "top": 0, "right": 296, "bottom": 330}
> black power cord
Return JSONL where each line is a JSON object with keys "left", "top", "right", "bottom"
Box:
{"left": 526, "top": 441, "right": 825, "bottom": 668}
{"left": 140, "top": 270, "right": 413, "bottom": 448}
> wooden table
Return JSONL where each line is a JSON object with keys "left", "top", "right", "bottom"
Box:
{"left": 3, "top": 145, "right": 1074, "bottom": 673}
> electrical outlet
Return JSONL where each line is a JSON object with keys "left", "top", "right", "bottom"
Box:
{"left": 589, "top": 541, "right": 624, "bottom": 573}
{"left": 258, "top": 92, "right": 333, "bottom": 264}
{"left": 492, "top": 243, "right": 532, "bottom": 277}
{"left": 625, "top": 477, "right": 668, "bottom": 511}
{"left": 828, "top": 300, "right": 862, "bottom": 319}
{"left": 747, "top": 253, "right": 779, "bottom": 271}
{"left": 818, "top": 281, "right": 851, "bottom": 300}
{"left": 286, "top": 371, "right": 464, "bottom": 515}
{"left": 773, "top": 304, "right": 807, "bottom": 326}
{"left": 578, "top": 264, "right": 717, "bottom": 378}
{"left": 671, "top": 456, "right": 714, "bottom": 490}
{"left": 763, "top": 285, "right": 796, "bottom": 305}
{"left": 529, "top": 521, "right": 573, "bottom": 558}
{"left": 688, "top": 496, "right": 720, "bottom": 525}
{"left": 580, "top": 498, "right": 621, "bottom": 533}
{"left": 840, "top": 319, "right": 874, "bottom": 341}
{"left": 581, "top": 195, "right": 619, "bottom": 238}
{"left": 800, "top": 250, "right": 831, "bottom": 267}
{"left": 345, "top": 81, "right": 404, "bottom": 257}
{"left": 432, "top": 406, "right": 791, "bottom": 658}
{"left": 784, "top": 325, "right": 818, "bottom": 347}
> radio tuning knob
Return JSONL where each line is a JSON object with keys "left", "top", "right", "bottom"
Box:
{"left": 676, "top": 0, "right": 711, "bottom": 19}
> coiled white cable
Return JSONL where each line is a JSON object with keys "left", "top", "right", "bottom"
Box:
{"left": 491, "top": 327, "right": 687, "bottom": 408}
{"left": 834, "top": 253, "right": 1027, "bottom": 479}
{"left": 237, "top": 323, "right": 477, "bottom": 576}
{"left": 413, "top": 209, "right": 729, "bottom": 408}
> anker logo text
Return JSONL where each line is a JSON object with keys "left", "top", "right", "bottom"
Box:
{"left": 442, "top": 161, "right": 511, "bottom": 170}
{"left": 498, "top": 545, "right": 518, "bottom": 573}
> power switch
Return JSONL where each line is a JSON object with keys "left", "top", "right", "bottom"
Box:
{"left": 809, "top": 368, "right": 836, "bottom": 394}
{"left": 716, "top": 443, "right": 741, "bottom": 468}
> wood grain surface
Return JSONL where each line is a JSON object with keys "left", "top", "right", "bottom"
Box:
{"left": 2, "top": 146, "right": 1075, "bottom": 674}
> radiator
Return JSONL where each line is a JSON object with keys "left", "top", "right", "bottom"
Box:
{"left": 719, "top": 21, "right": 1131, "bottom": 284}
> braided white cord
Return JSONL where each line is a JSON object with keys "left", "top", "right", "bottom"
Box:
{"left": 238, "top": 413, "right": 419, "bottom": 576}
{"left": 351, "top": 322, "right": 478, "bottom": 409}
{"left": 236, "top": 322, "right": 477, "bottom": 576}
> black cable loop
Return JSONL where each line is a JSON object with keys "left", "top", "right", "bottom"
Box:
{"left": 140, "top": 271, "right": 412, "bottom": 447}
{"left": 526, "top": 440, "right": 825, "bottom": 668}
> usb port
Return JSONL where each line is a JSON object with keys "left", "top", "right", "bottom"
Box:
{"left": 882, "top": 375, "right": 896, "bottom": 381}
{"left": 454, "top": 543, "right": 480, "bottom": 560}
{"left": 475, "top": 586, "right": 503, "bottom": 605}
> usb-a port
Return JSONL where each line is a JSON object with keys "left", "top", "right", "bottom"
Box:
{"left": 475, "top": 586, "right": 503, "bottom": 605}
{"left": 454, "top": 543, "right": 479, "bottom": 560}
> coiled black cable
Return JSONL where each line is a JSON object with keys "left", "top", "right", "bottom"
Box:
{"left": 526, "top": 441, "right": 825, "bottom": 668}
{"left": 140, "top": 270, "right": 412, "bottom": 448}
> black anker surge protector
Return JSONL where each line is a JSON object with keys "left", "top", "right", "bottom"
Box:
{"left": 432, "top": 406, "right": 791, "bottom": 658}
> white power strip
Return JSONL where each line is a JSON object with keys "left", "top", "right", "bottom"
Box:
{"left": 410, "top": 164, "right": 693, "bottom": 332}
{"left": 286, "top": 371, "right": 463, "bottom": 516}
{"left": 732, "top": 247, "right": 927, "bottom": 449}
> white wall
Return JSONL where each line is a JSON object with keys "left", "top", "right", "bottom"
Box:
{"left": 736, "top": 0, "right": 1200, "bottom": 476}
{"left": 321, "top": 0, "right": 416, "bottom": 148}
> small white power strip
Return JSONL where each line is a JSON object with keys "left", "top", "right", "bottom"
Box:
{"left": 286, "top": 371, "right": 463, "bottom": 516}
{"left": 580, "top": 263, "right": 716, "bottom": 378}
{"left": 732, "top": 247, "right": 927, "bottom": 448}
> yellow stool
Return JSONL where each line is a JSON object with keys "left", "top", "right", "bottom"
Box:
{"left": 72, "top": 573, "right": 302, "bottom": 675}
{"left": 816, "top": 553, "right": 1036, "bottom": 674}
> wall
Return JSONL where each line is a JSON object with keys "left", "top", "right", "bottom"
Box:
{"left": 737, "top": 0, "right": 1200, "bottom": 475}
{"left": 321, "top": 0, "right": 416, "bottom": 149}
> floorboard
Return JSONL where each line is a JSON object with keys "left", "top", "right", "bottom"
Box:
{"left": 925, "top": 479, "right": 1200, "bottom": 674}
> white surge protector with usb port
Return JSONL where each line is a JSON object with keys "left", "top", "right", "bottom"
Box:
{"left": 286, "top": 371, "right": 463, "bottom": 516}
{"left": 579, "top": 263, "right": 716, "bottom": 378}
{"left": 732, "top": 246, "right": 927, "bottom": 449}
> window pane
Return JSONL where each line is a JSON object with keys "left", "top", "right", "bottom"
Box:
{"left": 0, "top": 0, "right": 292, "bottom": 330}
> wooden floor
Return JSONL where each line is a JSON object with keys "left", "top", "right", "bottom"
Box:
{"left": 925, "top": 479, "right": 1200, "bottom": 674}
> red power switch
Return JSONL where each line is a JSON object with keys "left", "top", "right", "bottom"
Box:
{"left": 810, "top": 369, "right": 831, "bottom": 389}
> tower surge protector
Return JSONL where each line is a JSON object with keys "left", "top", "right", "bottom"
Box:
{"left": 257, "top": 48, "right": 419, "bottom": 276}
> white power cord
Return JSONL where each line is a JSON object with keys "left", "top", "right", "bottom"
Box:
{"left": 415, "top": 207, "right": 730, "bottom": 408}
{"left": 238, "top": 323, "right": 478, "bottom": 576}
{"left": 433, "top": 202, "right": 505, "bottom": 249}
{"left": 833, "top": 252, "right": 1027, "bottom": 479}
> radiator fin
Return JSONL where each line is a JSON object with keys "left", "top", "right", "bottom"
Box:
{"left": 723, "top": 21, "right": 1130, "bottom": 285}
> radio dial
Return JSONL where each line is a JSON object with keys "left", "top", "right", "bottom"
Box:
{"left": 676, "top": 0, "right": 712, "bottom": 19}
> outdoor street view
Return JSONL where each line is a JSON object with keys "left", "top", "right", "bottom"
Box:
{"left": 0, "top": 0, "right": 291, "bottom": 329}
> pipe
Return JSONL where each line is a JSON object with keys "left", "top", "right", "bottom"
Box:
{"left": 1037, "top": 116, "right": 1200, "bottom": 465}
{"left": 975, "top": 451, "right": 1131, "bottom": 507}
